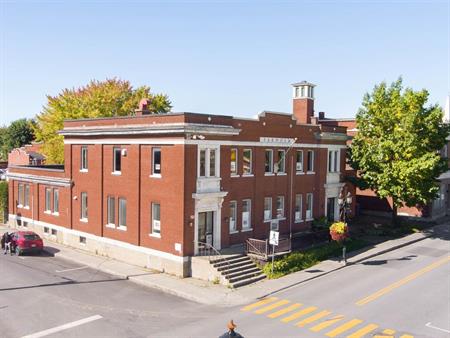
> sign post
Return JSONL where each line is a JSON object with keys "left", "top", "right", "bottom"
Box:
{"left": 269, "top": 230, "right": 279, "bottom": 275}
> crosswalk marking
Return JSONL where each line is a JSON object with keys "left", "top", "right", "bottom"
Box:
{"left": 255, "top": 299, "right": 290, "bottom": 314}
{"left": 400, "top": 335, "right": 414, "bottom": 338}
{"left": 241, "top": 297, "right": 278, "bottom": 311}
{"left": 347, "top": 323, "right": 379, "bottom": 338}
{"left": 383, "top": 329, "right": 395, "bottom": 334}
{"left": 267, "top": 303, "right": 302, "bottom": 318}
{"left": 310, "top": 315, "right": 345, "bottom": 332}
{"left": 296, "top": 310, "right": 332, "bottom": 327}
{"left": 374, "top": 328, "right": 396, "bottom": 337}
{"left": 281, "top": 306, "right": 317, "bottom": 323}
{"left": 325, "top": 319, "right": 363, "bottom": 337}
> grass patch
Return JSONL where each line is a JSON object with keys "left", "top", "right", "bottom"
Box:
{"left": 263, "top": 238, "right": 369, "bottom": 279}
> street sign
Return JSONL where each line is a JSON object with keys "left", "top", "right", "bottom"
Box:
{"left": 269, "top": 230, "right": 279, "bottom": 246}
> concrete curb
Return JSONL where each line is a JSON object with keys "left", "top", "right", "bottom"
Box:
{"left": 255, "top": 231, "right": 433, "bottom": 300}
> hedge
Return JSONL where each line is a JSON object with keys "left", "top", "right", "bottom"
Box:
{"left": 0, "top": 181, "right": 8, "bottom": 224}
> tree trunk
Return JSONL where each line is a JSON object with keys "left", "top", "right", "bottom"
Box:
{"left": 392, "top": 202, "right": 399, "bottom": 226}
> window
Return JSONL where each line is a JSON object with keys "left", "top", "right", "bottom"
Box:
{"left": 119, "top": 198, "right": 127, "bottom": 228}
{"left": 277, "top": 150, "right": 285, "bottom": 173}
{"left": 152, "top": 148, "right": 161, "bottom": 176}
{"left": 81, "top": 146, "right": 88, "bottom": 171}
{"left": 301, "top": 86, "right": 305, "bottom": 97}
{"left": 296, "top": 151, "right": 303, "bottom": 172}
{"left": 51, "top": 229, "right": 57, "bottom": 236}
{"left": 18, "top": 184, "right": 23, "bottom": 206}
{"left": 276, "top": 196, "right": 285, "bottom": 218}
{"left": 113, "top": 147, "right": 121, "bottom": 173}
{"left": 243, "top": 149, "right": 252, "bottom": 175}
{"left": 265, "top": 150, "right": 273, "bottom": 173}
{"left": 230, "top": 148, "right": 238, "bottom": 175}
{"left": 295, "top": 87, "right": 299, "bottom": 97}
{"left": 79, "top": 236, "right": 86, "bottom": 245}
{"left": 264, "top": 197, "right": 272, "bottom": 221}
{"left": 151, "top": 202, "right": 161, "bottom": 235}
{"left": 53, "top": 189, "right": 59, "bottom": 214}
{"left": 295, "top": 194, "right": 302, "bottom": 222}
{"left": 45, "top": 188, "right": 51, "bottom": 212}
{"left": 81, "top": 192, "right": 88, "bottom": 220}
{"left": 107, "top": 196, "right": 115, "bottom": 225}
{"left": 209, "top": 149, "right": 216, "bottom": 177}
{"left": 242, "top": 199, "right": 251, "bottom": 230}
{"left": 306, "top": 193, "right": 313, "bottom": 219}
{"left": 307, "top": 150, "right": 315, "bottom": 172}
{"left": 229, "top": 201, "right": 237, "bottom": 232}
{"left": 24, "top": 184, "right": 30, "bottom": 208}
{"left": 44, "top": 226, "right": 49, "bottom": 234}
{"left": 328, "top": 150, "right": 339, "bottom": 173}
{"left": 198, "top": 148, "right": 218, "bottom": 178}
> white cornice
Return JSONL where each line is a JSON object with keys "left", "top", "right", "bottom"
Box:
{"left": 7, "top": 172, "right": 72, "bottom": 187}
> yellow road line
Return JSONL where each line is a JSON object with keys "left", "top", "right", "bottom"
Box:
{"left": 310, "top": 315, "right": 345, "bottom": 332}
{"left": 373, "top": 328, "right": 396, "bottom": 338}
{"left": 296, "top": 310, "right": 332, "bottom": 327}
{"left": 241, "top": 297, "right": 278, "bottom": 311}
{"left": 325, "top": 318, "right": 363, "bottom": 337}
{"left": 399, "top": 335, "right": 414, "bottom": 338}
{"left": 356, "top": 256, "right": 450, "bottom": 306}
{"left": 255, "top": 299, "right": 290, "bottom": 314}
{"left": 347, "top": 323, "right": 379, "bottom": 338}
{"left": 281, "top": 306, "right": 317, "bottom": 323}
{"left": 267, "top": 303, "right": 302, "bottom": 318}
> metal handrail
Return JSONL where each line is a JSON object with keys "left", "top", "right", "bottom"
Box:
{"left": 195, "top": 241, "right": 231, "bottom": 271}
{"left": 246, "top": 238, "right": 268, "bottom": 260}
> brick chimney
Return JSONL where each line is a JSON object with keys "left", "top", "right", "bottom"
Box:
{"left": 135, "top": 98, "right": 152, "bottom": 116}
{"left": 292, "top": 81, "right": 315, "bottom": 124}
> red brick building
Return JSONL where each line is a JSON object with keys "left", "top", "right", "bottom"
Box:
{"left": 8, "top": 142, "right": 46, "bottom": 166}
{"left": 8, "top": 82, "right": 350, "bottom": 276}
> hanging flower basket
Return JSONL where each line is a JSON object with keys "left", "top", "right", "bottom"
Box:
{"left": 329, "top": 222, "right": 349, "bottom": 242}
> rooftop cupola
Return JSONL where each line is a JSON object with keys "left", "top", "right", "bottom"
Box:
{"left": 292, "top": 81, "right": 315, "bottom": 124}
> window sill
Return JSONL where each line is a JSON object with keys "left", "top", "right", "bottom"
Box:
{"left": 294, "top": 219, "right": 304, "bottom": 224}
{"left": 263, "top": 219, "right": 272, "bottom": 223}
{"left": 111, "top": 171, "right": 122, "bottom": 176}
{"left": 150, "top": 174, "right": 162, "bottom": 179}
{"left": 80, "top": 169, "right": 88, "bottom": 173}
{"left": 229, "top": 230, "right": 239, "bottom": 234}
{"left": 117, "top": 225, "right": 127, "bottom": 231}
{"left": 276, "top": 217, "right": 286, "bottom": 221}
{"left": 241, "top": 228, "right": 253, "bottom": 232}
{"left": 44, "top": 210, "right": 52, "bottom": 214}
{"left": 23, "top": 206, "right": 30, "bottom": 210}
{"left": 296, "top": 172, "right": 305, "bottom": 175}
{"left": 149, "top": 233, "right": 161, "bottom": 238}
{"left": 277, "top": 173, "right": 287, "bottom": 176}
{"left": 230, "top": 174, "right": 240, "bottom": 178}
{"left": 52, "top": 212, "right": 59, "bottom": 216}
{"left": 242, "top": 174, "right": 254, "bottom": 177}
{"left": 306, "top": 171, "right": 315, "bottom": 175}
{"left": 305, "top": 218, "right": 314, "bottom": 222}
{"left": 105, "top": 223, "right": 115, "bottom": 229}
{"left": 264, "top": 173, "right": 275, "bottom": 176}
{"left": 80, "top": 218, "right": 88, "bottom": 223}
{"left": 17, "top": 204, "right": 23, "bottom": 208}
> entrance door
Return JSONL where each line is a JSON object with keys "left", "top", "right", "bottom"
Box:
{"left": 198, "top": 211, "right": 214, "bottom": 246}
{"left": 327, "top": 198, "right": 336, "bottom": 222}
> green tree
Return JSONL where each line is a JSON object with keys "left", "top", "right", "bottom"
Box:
{"left": 34, "top": 78, "right": 172, "bottom": 163}
{"left": 0, "top": 119, "right": 36, "bottom": 160}
{"left": 349, "top": 78, "right": 449, "bottom": 224}
{"left": 0, "top": 181, "right": 8, "bottom": 223}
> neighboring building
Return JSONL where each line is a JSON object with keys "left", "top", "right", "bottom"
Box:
{"left": 8, "top": 142, "right": 46, "bottom": 166}
{"left": 320, "top": 96, "right": 450, "bottom": 219}
{"left": 7, "top": 81, "right": 350, "bottom": 277}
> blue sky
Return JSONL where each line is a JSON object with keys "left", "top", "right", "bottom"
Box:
{"left": 1, "top": 0, "right": 449, "bottom": 125}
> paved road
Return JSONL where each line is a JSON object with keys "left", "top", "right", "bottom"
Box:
{"left": 0, "top": 252, "right": 225, "bottom": 338}
{"left": 1, "top": 225, "right": 448, "bottom": 337}
{"left": 167, "top": 226, "right": 450, "bottom": 338}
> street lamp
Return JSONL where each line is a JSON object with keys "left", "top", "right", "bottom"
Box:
{"left": 337, "top": 186, "right": 352, "bottom": 265}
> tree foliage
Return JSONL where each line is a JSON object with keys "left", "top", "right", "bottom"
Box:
{"left": 349, "top": 78, "right": 449, "bottom": 222}
{"left": 0, "top": 181, "right": 8, "bottom": 223}
{"left": 34, "top": 78, "right": 172, "bottom": 163}
{"left": 0, "top": 119, "right": 36, "bottom": 160}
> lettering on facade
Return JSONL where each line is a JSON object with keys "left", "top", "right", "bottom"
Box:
{"left": 260, "top": 137, "right": 296, "bottom": 144}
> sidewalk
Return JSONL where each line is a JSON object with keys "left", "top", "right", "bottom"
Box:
{"left": 1, "top": 222, "right": 448, "bottom": 307}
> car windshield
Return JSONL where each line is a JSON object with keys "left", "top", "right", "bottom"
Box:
{"left": 23, "top": 234, "right": 40, "bottom": 241}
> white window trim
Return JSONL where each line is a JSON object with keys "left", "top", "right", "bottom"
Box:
{"left": 264, "top": 197, "right": 272, "bottom": 221}
{"left": 242, "top": 199, "right": 252, "bottom": 230}
{"left": 151, "top": 203, "right": 161, "bottom": 236}
{"left": 241, "top": 228, "right": 253, "bottom": 232}
{"left": 117, "top": 225, "right": 127, "bottom": 231}
{"left": 307, "top": 150, "right": 315, "bottom": 172}
{"left": 113, "top": 147, "right": 122, "bottom": 174}
{"left": 112, "top": 171, "right": 122, "bottom": 176}
{"left": 296, "top": 150, "right": 303, "bottom": 173}
{"left": 80, "top": 169, "right": 89, "bottom": 173}
{"left": 152, "top": 147, "right": 162, "bottom": 177}
{"left": 277, "top": 149, "right": 286, "bottom": 173}
{"left": 229, "top": 200, "right": 237, "bottom": 234}
{"left": 276, "top": 196, "right": 285, "bottom": 219}
{"left": 118, "top": 198, "right": 127, "bottom": 229}
{"left": 81, "top": 146, "right": 88, "bottom": 171}
{"left": 197, "top": 145, "right": 220, "bottom": 178}
{"left": 150, "top": 174, "right": 162, "bottom": 178}
{"left": 295, "top": 194, "right": 303, "bottom": 223}
{"left": 230, "top": 148, "right": 238, "bottom": 176}
{"left": 265, "top": 149, "right": 273, "bottom": 174}
{"left": 306, "top": 193, "right": 313, "bottom": 220}
{"left": 150, "top": 233, "right": 161, "bottom": 238}
{"left": 80, "top": 218, "right": 88, "bottom": 223}
{"left": 243, "top": 148, "right": 253, "bottom": 175}
{"left": 105, "top": 223, "right": 116, "bottom": 228}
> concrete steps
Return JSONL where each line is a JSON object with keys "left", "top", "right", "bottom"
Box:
{"left": 211, "top": 254, "right": 266, "bottom": 288}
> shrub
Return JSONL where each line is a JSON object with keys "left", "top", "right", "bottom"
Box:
{"left": 0, "top": 181, "right": 8, "bottom": 223}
